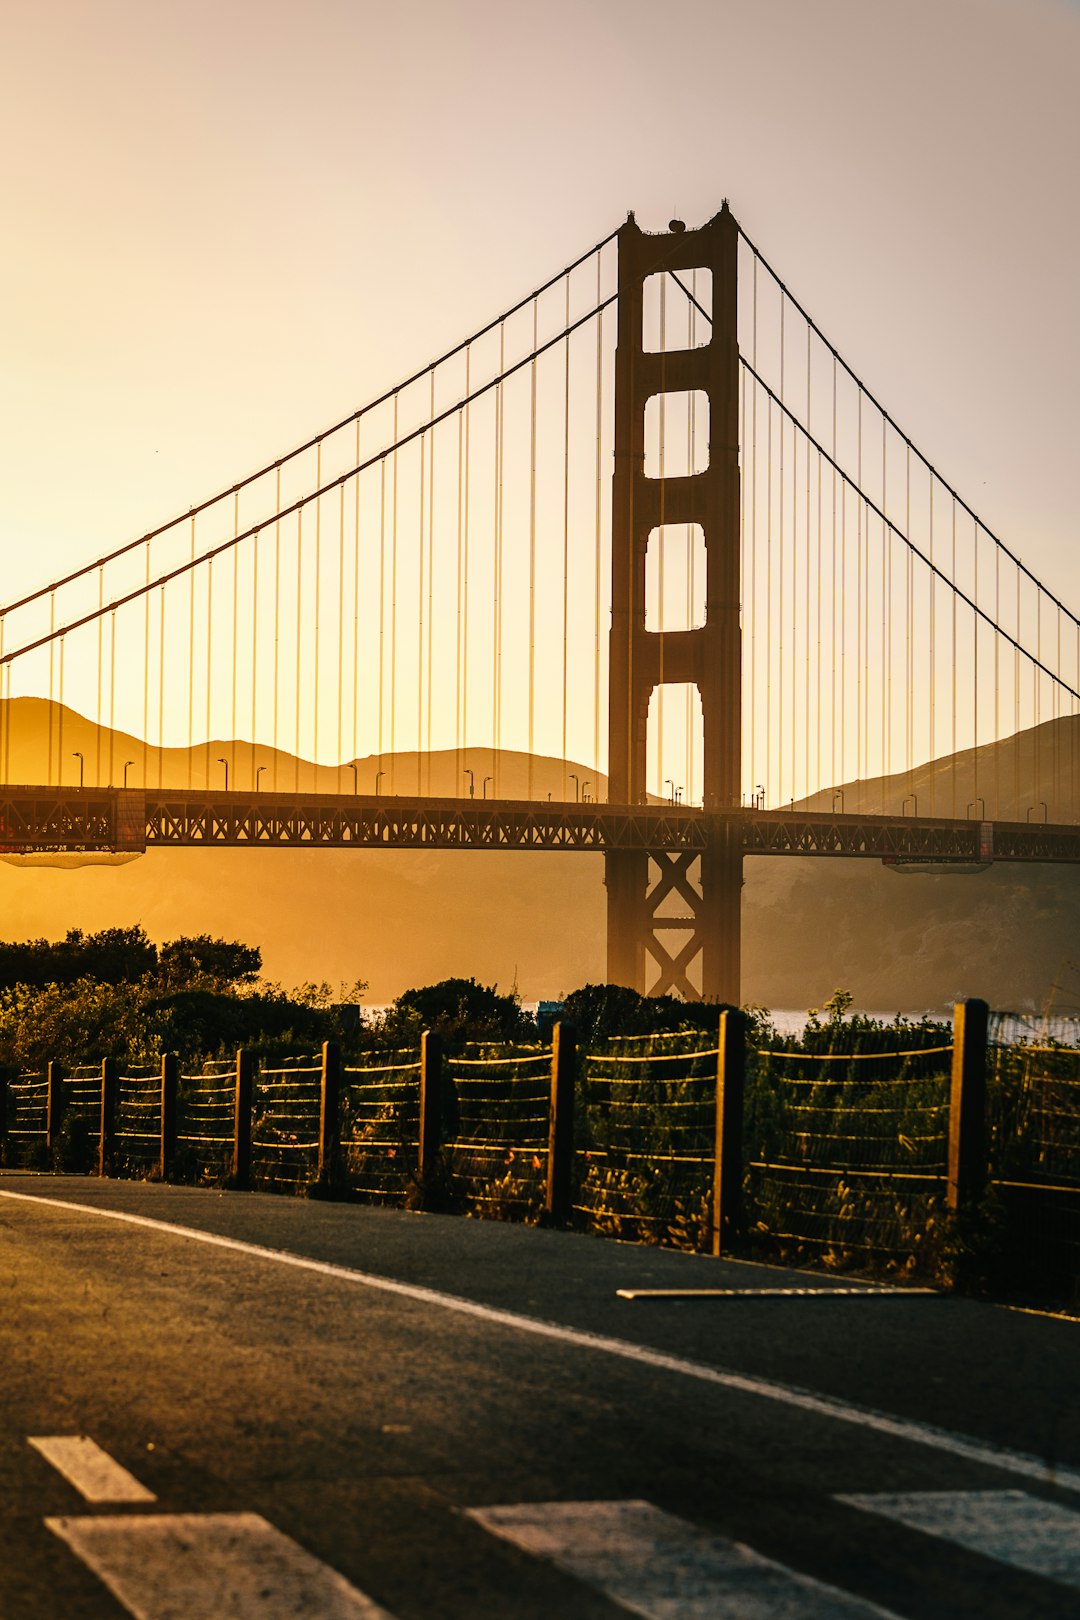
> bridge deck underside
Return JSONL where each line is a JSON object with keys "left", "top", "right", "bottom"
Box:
{"left": 1, "top": 788, "right": 1078, "bottom": 862}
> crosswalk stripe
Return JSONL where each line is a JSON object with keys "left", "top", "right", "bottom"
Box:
{"left": 838, "top": 1489, "right": 1080, "bottom": 1590}
{"left": 467, "top": 1499, "right": 904, "bottom": 1618}
{"left": 28, "top": 1435, "right": 156, "bottom": 1503}
{"left": 46, "top": 1512, "right": 396, "bottom": 1619}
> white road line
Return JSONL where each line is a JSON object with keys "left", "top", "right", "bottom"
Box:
{"left": 46, "top": 1512, "right": 396, "bottom": 1619}
{"left": 4, "top": 1185, "right": 1077, "bottom": 1496}
{"left": 615, "top": 1287, "right": 938, "bottom": 1299}
{"left": 838, "top": 1489, "right": 1080, "bottom": 1590}
{"left": 28, "top": 1435, "right": 156, "bottom": 1504}
{"left": 467, "top": 1499, "right": 903, "bottom": 1618}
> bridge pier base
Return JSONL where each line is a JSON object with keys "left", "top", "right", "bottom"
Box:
{"left": 605, "top": 822, "right": 741, "bottom": 1004}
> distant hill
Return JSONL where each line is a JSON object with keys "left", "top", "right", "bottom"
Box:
{"left": 0, "top": 697, "right": 1077, "bottom": 1014}
{"left": 796, "top": 713, "right": 1080, "bottom": 824}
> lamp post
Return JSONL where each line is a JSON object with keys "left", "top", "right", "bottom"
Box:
{"left": 256, "top": 765, "right": 267, "bottom": 792}
{"left": 122, "top": 760, "right": 134, "bottom": 787}
{"left": 903, "top": 794, "right": 919, "bottom": 817}
{"left": 347, "top": 763, "right": 357, "bottom": 794}
{"left": 375, "top": 769, "right": 385, "bottom": 796}
{"left": 216, "top": 757, "right": 229, "bottom": 790}
{"left": 966, "top": 798, "right": 985, "bottom": 819}
{"left": 482, "top": 775, "right": 493, "bottom": 799}
{"left": 664, "top": 778, "right": 675, "bottom": 805}
{"left": 582, "top": 780, "right": 591, "bottom": 802}
{"left": 832, "top": 789, "right": 845, "bottom": 813}
{"left": 569, "top": 772, "right": 579, "bottom": 801}
{"left": 465, "top": 768, "right": 475, "bottom": 798}
{"left": 72, "top": 751, "right": 84, "bottom": 788}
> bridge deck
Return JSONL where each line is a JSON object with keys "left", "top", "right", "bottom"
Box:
{"left": 1, "top": 787, "right": 1078, "bottom": 863}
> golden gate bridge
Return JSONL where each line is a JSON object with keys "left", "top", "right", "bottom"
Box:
{"left": 2, "top": 204, "right": 1078, "bottom": 1001}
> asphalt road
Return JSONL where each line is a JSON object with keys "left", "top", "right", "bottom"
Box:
{"left": 2, "top": 1172, "right": 1078, "bottom": 1618}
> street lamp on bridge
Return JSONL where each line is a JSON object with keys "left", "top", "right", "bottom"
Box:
{"left": 122, "top": 760, "right": 135, "bottom": 787}
{"left": 216, "top": 757, "right": 229, "bottom": 791}
{"left": 256, "top": 765, "right": 267, "bottom": 792}
{"left": 569, "top": 772, "right": 579, "bottom": 801}
{"left": 465, "top": 768, "right": 475, "bottom": 798}
{"left": 72, "top": 751, "right": 84, "bottom": 788}
{"left": 482, "top": 776, "right": 493, "bottom": 799}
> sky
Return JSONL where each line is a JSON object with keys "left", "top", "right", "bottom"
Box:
{"left": 1, "top": 0, "right": 1078, "bottom": 793}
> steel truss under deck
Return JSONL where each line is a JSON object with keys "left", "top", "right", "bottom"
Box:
{"left": 2, "top": 786, "right": 1078, "bottom": 863}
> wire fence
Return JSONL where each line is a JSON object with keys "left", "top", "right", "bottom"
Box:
{"left": 744, "top": 1039, "right": 954, "bottom": 1277}
{"left": 176, "top": 1059, "right": 237, "bottom": 1184}
{"left": 988, "top": 1011, "right": 1080, "bottom": 1292}
{"left": 250, "top": 1057, "right": 321, "bottom": 1194}
{"left": 113, "top": 1065, "right": 161, "bottom": 1173}
{"left": 443, "top": 1045, "right": 550, "bottom": 1220}
{"left": 574, "top": 1033, "right": 719, "bottom": 1250}
{"left": 341, "top": 1050, "right": 421, "bottom": 1202}
{"left": 4, "top": 1070, "right": 48, "bottom": 1164}
{"left": 1, "top": 1008, "right": 1076, "bottom": 1302}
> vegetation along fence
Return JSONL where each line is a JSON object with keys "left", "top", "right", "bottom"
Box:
{"left": 2, "top": 1000, "right": 1076, "bottom": 1299}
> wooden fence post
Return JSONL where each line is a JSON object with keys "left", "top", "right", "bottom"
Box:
{"left": 318, "top": 1040, "right": 342, "bottom": 1191}
{"left": 948, "top": 997, "right": 989, "bottom": 1211}
{"left": 46, "top": 1060, "right": 66, "bottom": 1156}
{"left": 544, "top": 1021, "right": 577, "bottom": 1225}
{"left": 712, "top": 1008, "right": 746, "bottom": 1257}
{"left": 417, "top": 1030, "right": 443, "bottom": 1206}
{"left": 98, "top": 1057, "right": 119, "bottom": 1177}
{"left": 232, "top": 1049, "right": 253, "bottom": 1188}
{"left": 159, "top": 1052, "right": 178, "bottom": 1181}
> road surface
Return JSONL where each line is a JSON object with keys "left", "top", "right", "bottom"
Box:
{"left": 1, "top": 1172, "right": 1078, "bottom": 1617}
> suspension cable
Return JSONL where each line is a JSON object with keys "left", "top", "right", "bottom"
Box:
{"left": 0, "top": 229, "right": 621, "bottom": 618}
{"left": 0, "top": 298, "right": 616, "bottom": 668}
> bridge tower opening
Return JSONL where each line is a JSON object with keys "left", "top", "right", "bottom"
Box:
{"left": 605, "top": 206, "right": 742, "bottom": 1003}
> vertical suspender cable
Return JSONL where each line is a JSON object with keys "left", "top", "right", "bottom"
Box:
{"left": 352, "top": 422, "right": 361, "bottom": 773}
{"left": 143, "top": 540, "right": 151, "bottom": 787}
{"left": 594, "top": 257, "right": 604, "bottom": 792}
{"left": 206, "top": 555, "right": 214, "bottom": 790}
{"left": 750, "top": 258, "right": 759, "bottom": 802}
{"left": 273, "top": 467, "right": 281, "bottom": 788}
{"left": 426, "top": 374, "right": 436, "bottom": 791}
{"left": 562, "top": 278, "right": 571, "bottom": 794}
{"left": 252, "top": 526, "right": 260, "bottom": 789}
{"left": 528, "top": 297, "right": 538, "bottom": 800}
{"left": 455, "top": 356, "right": 464, "bottom": 787}
{"left": 314, "top": 445, "right": 322, "bottom": 785}
{"left": 417, "top": 409, "right": 426, "bottom": 793}
{"left": 777, "top": 295, "right": 785, "bottom": 803}
{"left": 378, "top": 453, "right": 386, "bottom": 773}
{"left": 463, "top": 348, "right": 471, "bottom": 784}
{"left": 232, "top": 490, "right": 239, "bottom": 784}
{"left": 494, "top": 322, "right": 505, "bottom": 792}
{"left": 158, "top": 584, "right": 165, "bottom": 789}
{"left": 294, "top": 504, "right": 302, "bottom": 791}
{"left": 390, "top": 397, "right": 399, "bottom": 791}
{"left": 96, "top": 566, "right": 104, "bottom": 787}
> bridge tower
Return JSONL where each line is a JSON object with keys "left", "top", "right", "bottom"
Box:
{"left": 605, "top": 205, "right": 742, "bottom": 1003}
